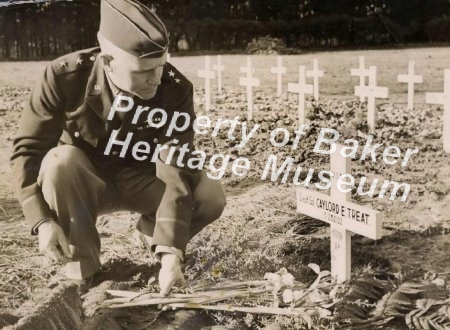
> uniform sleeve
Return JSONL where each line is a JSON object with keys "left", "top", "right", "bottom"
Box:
{"left": 151, "top": 83, "right": 201, "bottom": 252}
{"left": 10, "top": 63, "right": 65, "bottom": 233}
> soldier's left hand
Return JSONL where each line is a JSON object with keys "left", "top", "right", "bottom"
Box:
{"left": 38, "top": 219, "right": 72, "bottom": 263}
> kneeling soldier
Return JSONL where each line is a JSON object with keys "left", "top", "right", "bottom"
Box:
{"left": 10, "top": 0, "right": 226, "bottom": 295}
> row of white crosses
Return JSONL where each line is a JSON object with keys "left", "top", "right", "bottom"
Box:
{"left": 239, "top": 56, "right": 323, "bottom": 123}
{"left": 196, "top": 55, "right": 320, "bottom": 121}
{"left": 194, "top": 54, "right": 447, "bottom": 282}
{"left": 351, "top": 56, "right": 426, "bottom": 132}
{"left": 196, "top": 55, "right": 449, "bottom": 152}
{"left": 272, "top": 56, "right": 324, "bottom": 100}
{"left": 351, "top": 57, "right": 449, "bottom": 152}
{"left": 260, "top": 55, "right": 448, "bottom": 152}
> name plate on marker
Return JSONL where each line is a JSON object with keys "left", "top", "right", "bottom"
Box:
{"left": 296, "top": 188, "right": 382, "bottom": 240}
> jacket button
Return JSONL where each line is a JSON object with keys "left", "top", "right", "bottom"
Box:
{"left": 74, "top": 131, "right": 80, "bottom": 138}
{"left": 112, "top": 151, "right": 119, "bottom": 156}
{"left": 153, "top": 138, "right": 159, "bottom": 143}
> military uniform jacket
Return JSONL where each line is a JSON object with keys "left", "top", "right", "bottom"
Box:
{"left": 11, "top": 47, "right": 200, "bottom": 252}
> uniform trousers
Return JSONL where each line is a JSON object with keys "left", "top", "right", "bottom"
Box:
{"left": 37, "top": 145, "right": 226, "bottom": 280}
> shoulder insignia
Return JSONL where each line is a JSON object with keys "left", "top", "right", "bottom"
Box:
{"left": 52, "top": 48, "right": 100, "bottom": 75}
{"left": 163, "top": 63, "right": 192, "bottom": 90}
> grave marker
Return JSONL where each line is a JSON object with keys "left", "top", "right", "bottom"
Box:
{"left": 350, "top": 56, "right": 370, "bottom": 102}
{"left": 288, "top": 65, "right": 313, "bottom": 125}
{"left": 426, "top": 69, "right": 450, "bottom": 153}
{"left": 355, "top": 66, "right": 389, "bottom": 133}
{"left": 197, "top": 56, "right": 216, "bottom": 112}
{"left": 306, "top": 58, "right": 324, "bottom": 101}
{"left": 270, "top": 55, "right": 287, "bottom": 97}
{"left": 397, "top": 60, "right": 423, "bottom": 110}
{"left": 212, "top": 55, "right": 225, "bottom": 94}
{"left": 239, "top": 57, "right": 260, "bottom": 120}
{"left": 296, "top": 145, "right": 383, "bottom": 282}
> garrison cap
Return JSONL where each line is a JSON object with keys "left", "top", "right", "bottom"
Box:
{"left": 99, "top": 0, "right": 169, "bottom": 58}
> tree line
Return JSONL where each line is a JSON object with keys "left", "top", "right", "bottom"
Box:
{"left": 0, "top": 0, "right": 449, "bottom": 60}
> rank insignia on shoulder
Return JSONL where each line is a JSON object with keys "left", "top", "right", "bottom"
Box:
{"left": 167, "top": 70, "right": 182, "bottom": 85}
{"left": 53, "top": 50, "right": 98, "bottom": 74}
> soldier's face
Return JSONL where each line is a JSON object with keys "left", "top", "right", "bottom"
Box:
{"left": 107, "top": 52, "right": 167, "bottom": 100}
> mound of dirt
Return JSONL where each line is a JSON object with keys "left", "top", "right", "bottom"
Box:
{"left": 4, "top": 283, "right": 82, "bottom": 330}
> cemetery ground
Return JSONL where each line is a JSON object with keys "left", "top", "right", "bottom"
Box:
{"left": 0, "top": 47, "right": 449, "bottom": 329}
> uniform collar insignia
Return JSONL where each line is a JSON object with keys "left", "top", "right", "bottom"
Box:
{"left": 85, "top": 55, "right": 114, "bottom": 122}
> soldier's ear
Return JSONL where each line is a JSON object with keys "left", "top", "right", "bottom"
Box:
{"left": 100, "top": 54, "right": 114, "bottom": 72}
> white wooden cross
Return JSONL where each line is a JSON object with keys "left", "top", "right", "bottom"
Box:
{"left": 212, "top": 55, "right": 225, "bottom": 94}
{"left": 397, "top": 60, "right": 423, "bottom": 110}
{"left": 239, "top": 57, "right": 260, "bottom": 120}
{"left": 296, "top": 145, "right": 382, "bottom": 283}
{"left": 197, "top": 56, "right": 216, "bottom": 112}
{"left": 355, "top": 66, "right": 389, "bottom": 133}
{"left": 270, "top": 55, "right": 287, "bottom": 97}
{"left": 306, "top": 58, "right": 324, "bottom": 101}
{"left": 288, "top": 65, "right": 313, "bottom": 125}
{"left": 350, "top": 56, "right": 371, "bottom": 102}
{"left": 426, "top": 69, "right": 450, "bottom": 153}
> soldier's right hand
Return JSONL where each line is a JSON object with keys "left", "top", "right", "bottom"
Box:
{"left": 38, "top": 219, "right": 73, "bottom": 263}
{"left": 159, "top": 253, "right": 185, "bottom": 296}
